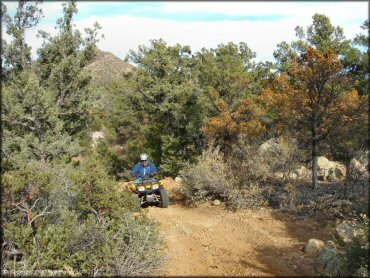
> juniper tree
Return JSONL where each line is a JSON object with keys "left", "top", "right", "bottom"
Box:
{"left": 127, "top": 39, "right": 206, "bottom": 175}
{"left": 35, "top": 0, "right": 102, "bottom": 136}
{"left": 1, "top": 1, "right": 43, "bottom": 75}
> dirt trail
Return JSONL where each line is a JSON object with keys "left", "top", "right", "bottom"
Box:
{"left": 147, "top": 201, "right": 330, "bottom": 276}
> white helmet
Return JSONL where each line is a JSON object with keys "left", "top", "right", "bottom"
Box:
{"left": 140, "top": 153, "right": 148, "bottom": 161}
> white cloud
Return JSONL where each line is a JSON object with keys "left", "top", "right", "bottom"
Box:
{"left": 2, "top": 1, "right": 367, "bottom": 63}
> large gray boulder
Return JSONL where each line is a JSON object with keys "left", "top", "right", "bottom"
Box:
{"left": 304, "top": 239, "right": 325, "bottom": 257}
{"left": 336, "top": 221, "right": 355, "bottom": 243}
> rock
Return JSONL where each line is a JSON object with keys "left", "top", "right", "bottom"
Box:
{"left": 175, "top": 176, "right": 183, "bottom": 183}
{"left": 316, "top": 156, "right": 334, "bottom": 172}
{"left": 274, "top": 171, "right": 298, "bottom": 180}
{"left": 353, "top": 266, "right": 369, "bottom": 277}
{"left": 274, "top": 172, "right": 284, "bottom": 179}
{"left": 317, "top": 248, "right": 343, "bottom": 276}
{"left": 295, "top": 165, "right": 308, "bottom": 178}
{"left": 327, "top": 163, "right": 346, "bottom": 182}
{"left": 304, "top": 239, "right": 325, "bottom": 257}
{"left": 213, "top": 199, "right": 221, "bottom": 206}
{"left": 91, "top": 131, "right": 105, "bottom": 147}
{"left": 336, "top": 221, "right": 355, "bottom": 243}
{"left": 259, "top": 138, "right": 280, "bottom": 154}
{"left": 309, "top": 157, "right": 346, "bottom": 181}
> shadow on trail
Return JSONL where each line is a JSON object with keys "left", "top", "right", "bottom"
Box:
{"left": 253, "top": 209, "right": 332, "bottom": 276}
{"left": 249, "top": 180, "right": 357, "bottom": 276}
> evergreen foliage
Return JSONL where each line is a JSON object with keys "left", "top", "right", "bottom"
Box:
{"left": 1, "top": 1, "right": 368, "bottom": 275}
{"left": 1, "top": 1, "right": 163, "bottom": 275}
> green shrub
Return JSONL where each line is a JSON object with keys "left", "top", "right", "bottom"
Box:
{"left": 109, "top": 214, "right": 164, "bottom": 276}
{"left": 24, "top": 211, "right": 163, "bottom": 276}
{"left": 2, "top": 154, "right": 158, "bottom": 275}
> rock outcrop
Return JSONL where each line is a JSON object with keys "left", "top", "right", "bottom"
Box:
{"left": 309, "top": 156, "right": 346, "bottom": 182}
{"left": 336, "top": 221, "right": 355, "bottom": 243}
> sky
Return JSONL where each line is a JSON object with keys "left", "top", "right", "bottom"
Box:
{"left": 2, "top": 1, "right": 368, "bottom": 63}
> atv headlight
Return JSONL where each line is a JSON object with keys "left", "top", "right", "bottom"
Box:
{"left": 138, "top": 186, "right": 145, "bottom": 192}
{"left": 152, "top": 184, "right": 159, "bottom": 189}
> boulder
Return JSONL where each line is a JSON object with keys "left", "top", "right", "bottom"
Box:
{"left": 317, "top": 248, "right": 343, "bottom": 276}
{"left": 304, "top": 239, "right": 325, "bottom": 257}
{"left": 336, "top": 221, "right": 355, "bottom": 243}
{"left": 259, "top": 138, "right": 280, "bottom": 154}
{"left": 294, "top": 165, "right": 309, "bottom": 178}
{"left": 327, "top": 164, "right": 346, "bottom": 182}
{"left": 274, "top": 171, "right": 298, "bottom": 180}
{"left": 91, "top": 131, "right": 105, "bottom": 147}
{"left": 212, "top": 199, "right": 221, "bottom": 206}
{"left": 309, "top": 156, "right": 346, "bottom": 181}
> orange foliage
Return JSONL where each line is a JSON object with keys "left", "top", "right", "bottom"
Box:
{"left": 261, "top": 46, "right": 360, "bottom": 139}
{"left": 203, "top": 97, "right": 266, "bottom": 149}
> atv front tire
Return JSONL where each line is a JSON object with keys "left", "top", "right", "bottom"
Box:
{"left": 159, "top": 188, "right": 170, "bottom": 208}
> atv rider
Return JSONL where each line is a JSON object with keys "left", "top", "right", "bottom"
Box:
{"left": 131, "top": 153, "right": 158, "bottom": 184}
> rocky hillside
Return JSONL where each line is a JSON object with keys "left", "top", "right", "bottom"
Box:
{"left": 84, "top": 49, "right": 135, "bottom": 84}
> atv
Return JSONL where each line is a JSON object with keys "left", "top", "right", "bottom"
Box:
{"left": 129, "top": 178, "right": 170, "bottom": 208}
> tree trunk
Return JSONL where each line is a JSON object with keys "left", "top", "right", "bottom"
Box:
{"left": 312, "top": 139, "right": 318, "bottom": 190}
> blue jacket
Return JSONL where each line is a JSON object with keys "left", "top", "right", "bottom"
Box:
{"left": 131, "top": 160, "right": 158, "bottom": 179}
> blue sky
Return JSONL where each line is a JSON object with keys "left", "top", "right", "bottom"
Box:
{"left": 3, "top": 1, "right": 368, "bottom": 63}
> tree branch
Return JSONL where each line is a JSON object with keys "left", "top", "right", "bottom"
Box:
{"left": 29, "top": 203, "right": 52, "bottom": 225}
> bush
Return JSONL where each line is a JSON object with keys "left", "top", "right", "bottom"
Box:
{"left": 109, "top": 214, "right": 164, "bottom": 276}
{"left": 179, "top": 147, "right": 235, "bottom": 204}
{"left": 23, "top": 211, "right": 163, "bottom": 276}
{"left": 179, "top": 146, "right": 267, "bottom": 210}
{"left": 1, "top": 154, "right": 162, "bottom": 275}
{"left": 179, "top": 135, "right": 302, "bottom": 210}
